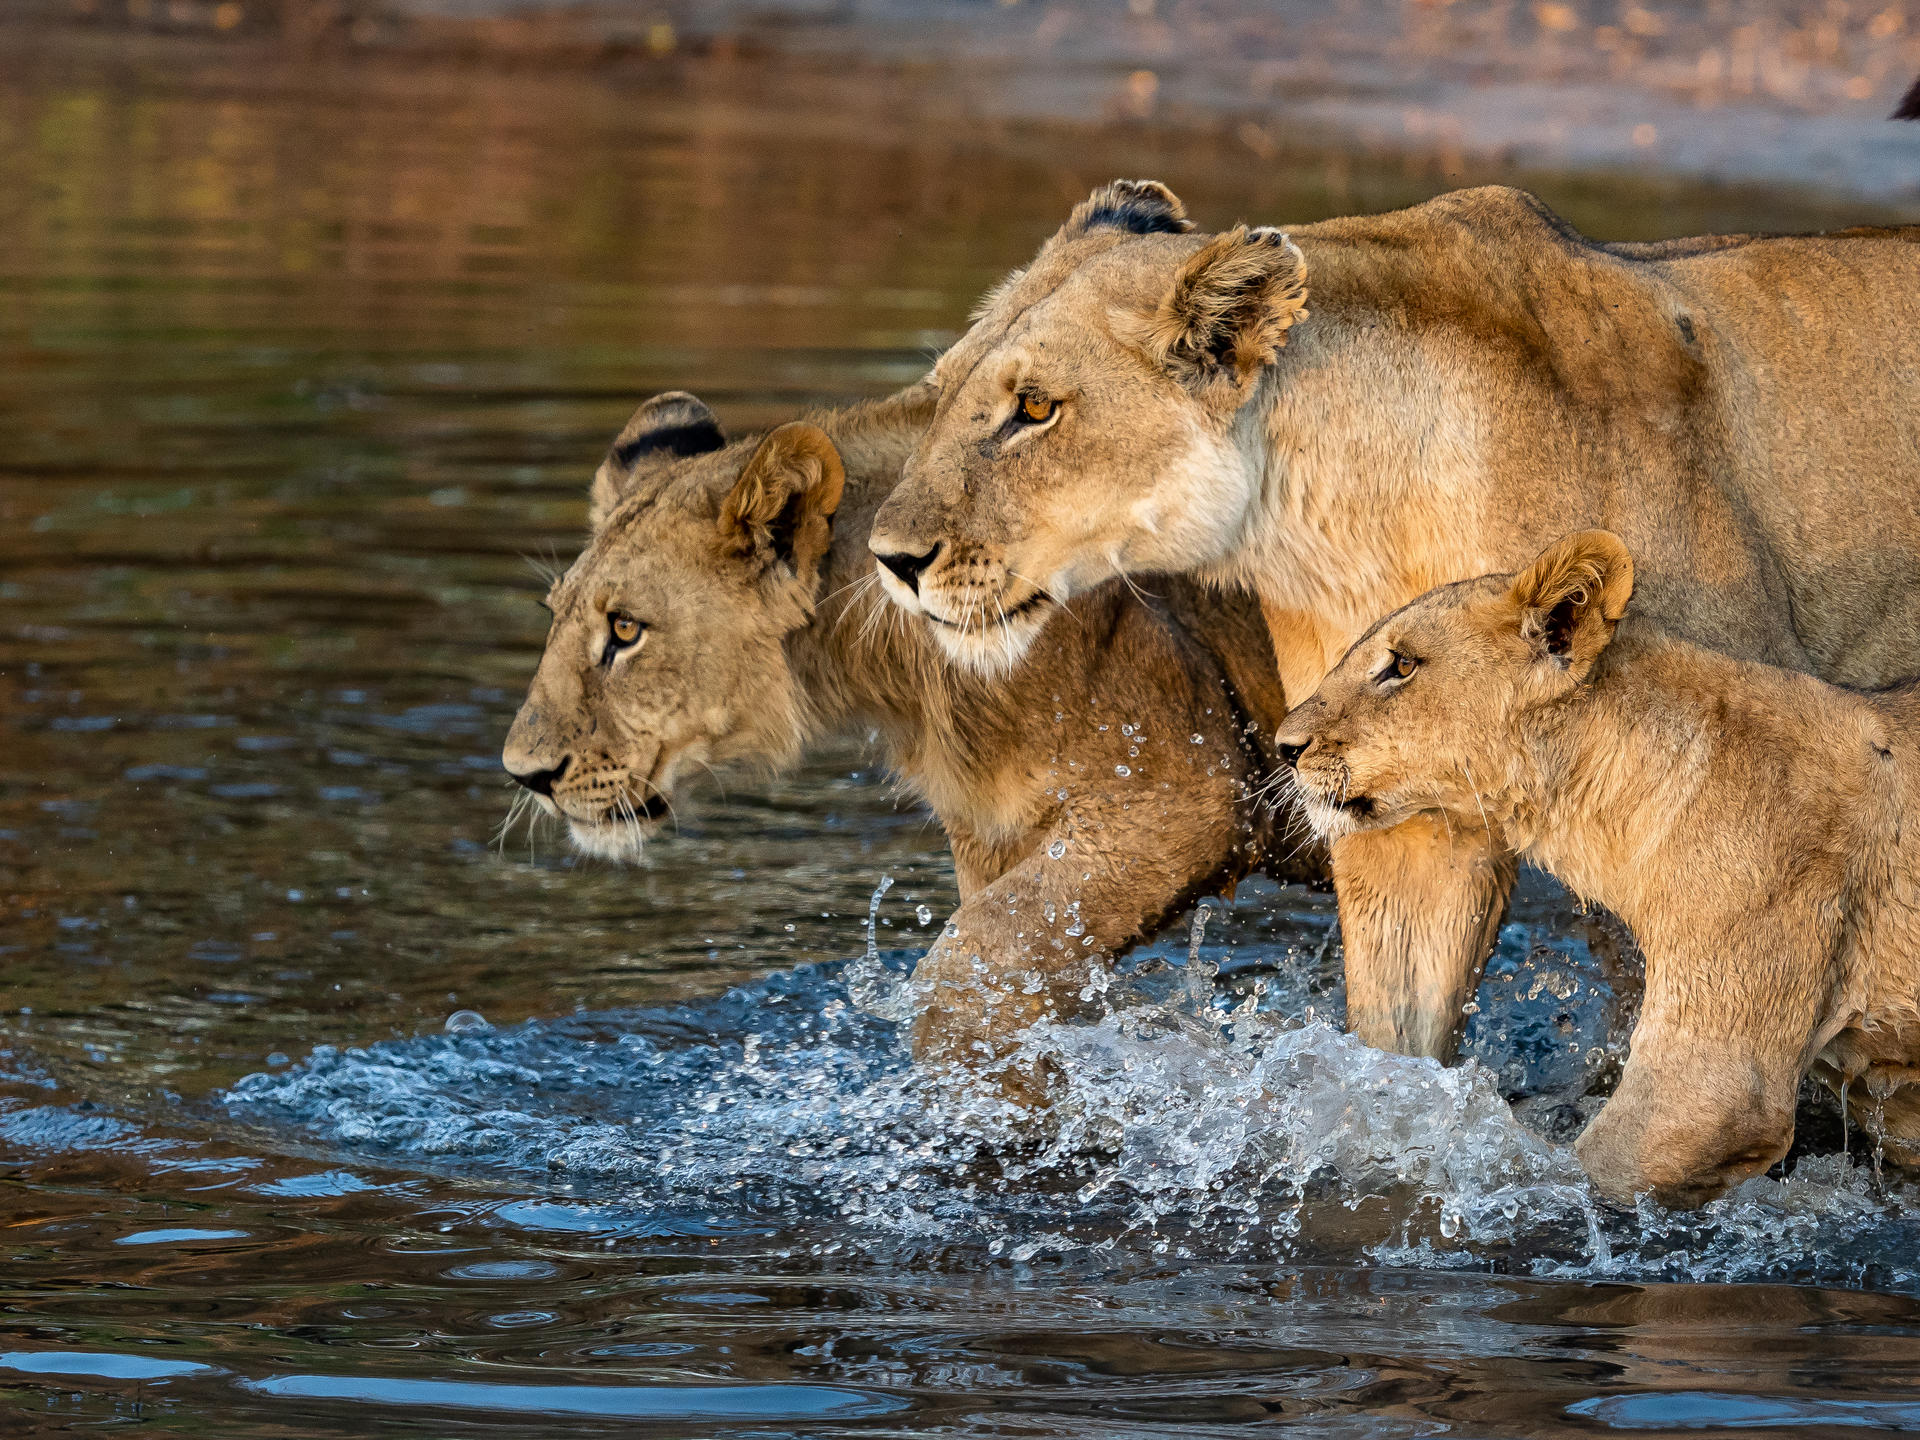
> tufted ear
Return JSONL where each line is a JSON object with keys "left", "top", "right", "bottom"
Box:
{"left": 1057, "top": 179, "right": 1192, "bottom": 239}
{"left": 718, "top": 423, "right": 846, "bottom": 587}
{"left": 1123, "top": 225, "right": 1309, "bottom": 397}
{"left": 1508, "top": 530, "right": 1636, "bottom": 677}
{"left": 589, "top": 392, "right": 727, "bottom": 529}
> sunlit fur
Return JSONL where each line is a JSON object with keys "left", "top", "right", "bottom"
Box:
{"left": 874, "top": 179, "right": 1920, "bottom": 1064}
{"left": 1278, "top": 532, "right": 1920, "bottom": 1208}
{"left": 500, "top": 384, "right": 1320, "bottom": 1098}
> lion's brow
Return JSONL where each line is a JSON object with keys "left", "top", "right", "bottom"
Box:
{"left": 938, "top": 264, "right": 1075, "bottom": 399}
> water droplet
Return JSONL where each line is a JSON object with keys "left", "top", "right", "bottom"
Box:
{"left": 1047, "top": 839, "right": 1067, "bottom": 859}
{"left": 1191, "top": 733, "right": 1204, "bottom": 744}
{"left": 915, "top": 905, "right": 933, "bottom": 926}
{"left": 444, "top": 1009, "right": 491, "bottom": 1034}
{"left": 1114, "top": 764, "right": 1131, "bottom": 777}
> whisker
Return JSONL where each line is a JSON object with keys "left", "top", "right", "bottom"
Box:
{"left": 1008, "top": 569, "right": 1084, "bottom": 631}
{"left": 642, "top": 783, "right": 680, "bottom": 836}
{"left": 521, "top": 550, "right": 566, "bottom": 588}
{"left": 493, "top": 789, "right": 530, "bottom": 853}
{"left": 613, "top": 793, "right": 642, "bottom": 854}
{"left": 684, "top": 756, "right": 729, "bottom": 800}
{"left": 1462, "top": 759, "right": 1495, "bottom": 839}
{"left": 820, "top": 568, "right": 878, "bottom": 617}
{"left": 1107, "top": 557, "right": 1161, "bottom": 609}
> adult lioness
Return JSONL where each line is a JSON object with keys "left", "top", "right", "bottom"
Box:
{"left": 869, "top": 180, "right": 1920, "bottom": 1063}
{"left": 500, "top": 383, "right": 1313, "bottom": 1093}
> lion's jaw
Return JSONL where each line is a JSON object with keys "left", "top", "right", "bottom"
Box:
{"left": 1286, "top": 759, "right": 1408, "bottom": 841}
{"left": 556, "top": 745, "right": 708, "bottom": 862}
{"left": 565, "top": 811, "right": 654, "bottom": 863}
{"left": 872, "top": 553, "right": 1066, "bottom": 676}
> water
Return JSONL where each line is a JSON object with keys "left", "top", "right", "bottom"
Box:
{"left": 5, "top": 25, "right": 1920, "bottom": 1437}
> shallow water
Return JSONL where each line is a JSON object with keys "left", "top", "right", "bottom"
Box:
{"left": 4, "top": 26, "right": 1920, "bottom": 1437}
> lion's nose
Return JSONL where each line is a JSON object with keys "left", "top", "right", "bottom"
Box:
{"left": 1275, "top": 737, "right": 1309, "bottom": 769}
{"left": 507, "top": 756, "right": 570, "bottom": 796}
{"left": 874, "top": 541, "right": 941, "bottom": 593}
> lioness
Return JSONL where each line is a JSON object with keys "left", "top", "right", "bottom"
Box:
{"left": 499, "top": 384, "right": 1313, "bottom": 1091}
{"left": 868, "top": 179, "right": 1920, "bottom": 1063}
{"left": 1274, "top": 531, "right": 1920, "bottom": 1207}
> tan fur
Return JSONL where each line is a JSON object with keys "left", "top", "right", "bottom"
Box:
{"left": 500, "top": 385, "right": 1318, "bottom": 1097}
{"left": 870, "top": 181, "right": 1920, "bottom": 1063}
{"left": 1276, "top": 532, "right": 1920, "bottom": 1208}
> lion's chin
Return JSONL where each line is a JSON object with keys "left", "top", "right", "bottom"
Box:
{"left": 565, "top": 816, "right": 657, "bottom": 863}
{"left": 1297, "top": 791, "right": 1383, "bottom": 843}
{"left": 926, "top": 609, "right": 1050, "bottom": 677}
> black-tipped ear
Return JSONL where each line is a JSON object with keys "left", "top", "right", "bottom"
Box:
{"left": 590, "top": 392, "right": 725, "bottom": 530}
{"left": 1063, "top": 180, "right": 1192, "bottom": 238}
{"left": 1894, "top": 73, "right": 1920, "bottom": 121}
{"left": 609, "top": 391, "right": 725, "bottom": 469}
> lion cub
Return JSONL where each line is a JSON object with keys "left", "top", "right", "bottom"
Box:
{"left": 1275, "top": 530, "right": 1920, "bottom": 1209}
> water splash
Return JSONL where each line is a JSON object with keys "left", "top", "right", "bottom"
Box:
{"left": 844, "top": 873, "right": 916, "bottom": 1023}
{"left": 221, "top": 947, "right": 1920, "bottom": 1291}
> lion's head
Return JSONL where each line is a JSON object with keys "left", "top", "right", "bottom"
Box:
{"left": 868, "top": 179, "right": 1307, "bottom": 672}
{"left": 500, "top": 392, "right": 845, "bottom": 861}
{"left": 1273, "top": 531, "right": 1635, "bottom": 842}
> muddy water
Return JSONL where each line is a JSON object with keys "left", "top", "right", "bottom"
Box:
{"left": 4, "top": 29, "right": 1920, "bottom": 1438}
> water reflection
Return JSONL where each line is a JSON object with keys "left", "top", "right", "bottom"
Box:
{"left": 4, "top": 23, "right": 1920, "bottom": 1440}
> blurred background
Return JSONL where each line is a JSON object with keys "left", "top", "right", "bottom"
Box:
{"left": 1, "top": 5, "right": 1918, "bottom": 1436}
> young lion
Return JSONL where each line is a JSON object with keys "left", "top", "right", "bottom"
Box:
{"left": 500, "top": 383, "right": 1314, "bottom": 1095}
{"left": 1274, "top": 531, "right": 1920, "bottom": 1208}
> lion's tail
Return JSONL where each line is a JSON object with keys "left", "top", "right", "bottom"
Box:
{"left": 1895, "top": 73, "right": 1920, "bottom": 121}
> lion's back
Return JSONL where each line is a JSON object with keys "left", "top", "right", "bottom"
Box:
{"left": 1298, "top": 187, "right": 1920, "bottom": 689}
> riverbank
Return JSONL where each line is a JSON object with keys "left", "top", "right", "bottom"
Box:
{"left": 17, "top": 0, "right": 1920, "bottom": 207}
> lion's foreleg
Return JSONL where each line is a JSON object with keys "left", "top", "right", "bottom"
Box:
{"left": 1330, "top": 813, "right": 1515, "bottom": 1061}
{"left": 908, "top": 822, "right": 1191, "bottom": 1104}
{"left": 1575, "top": 1027, "right": 1800, "bottom": 1209}
{"left": 1575, "top": 921, "right": 1836, "bottom": 1208}
{"left": 908, "top": 855, "right": 1132, "bottom": 1100}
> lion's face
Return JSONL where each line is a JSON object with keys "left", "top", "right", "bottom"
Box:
{"left": 1274, "top": 531, "right": 1636, "bottom": 843}
{"left": 869, "top": 180, "right": 1307, "bottom": 673}
{"left": 501, "top": 394, "right": 844, "bottom": 861}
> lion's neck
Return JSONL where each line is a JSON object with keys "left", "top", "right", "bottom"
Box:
{"left": 1498, "top": 633, "right": 1784, "bottom": 933}
{"left": 788, "top": 401, "right": 949, "bottom": 739}
{"left": 1201, "top": 315, "right": 1505, "bottom": 700}
{"left": 779, "top": 393, "right": 1029, "bottom": 831}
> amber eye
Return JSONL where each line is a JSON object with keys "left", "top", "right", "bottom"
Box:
{"left": 1390, "top": 651, "right": 1419, "bottom": 680}
{"left": 609, "top": 613, "right": 643, "bottom": 647}
{"left": 1020, "top": 394, "right": 1055, "bottom": 424}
